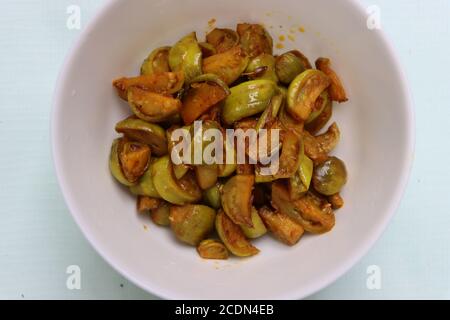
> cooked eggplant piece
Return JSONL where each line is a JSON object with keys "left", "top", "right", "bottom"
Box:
{"left": 271, "top": 182, "right": 335, "bottom": 234}
{"left": 170, "top": 204, "right": 216, "bottom": 246}
{"left": 275, "top": 50, "right": 312, "bottom": 84}
{"left": 218, "top": 129, "right": 237, "bottom": 178}
{"left": 240, "top": 207, "right": 267, "bottom": 239}
{"left": 181, "top": 74, "right": 230, "bottom": 125}
{"left": 128, "top": 87, "right": 182, "bottom": 123}
{"left": 315, "top": 57, "right": 348, "bottom": 103}
{"left": 245, "top": 53, "right": 278, "bottom": 82}
{"left": 152, "top": 156, "right": 202, "bottom": 205}
{"left": 110, "top": 138, "right": 150, "bottom": 185}
{"left": 195, "top": 164, "right": 218, "bottom": 190}
{"left": 306, "top": 91, "right": 329, "bottom": 124}
{"left": 166, "top": 125, "right": 190, "bottom": 179}
{"left": 237, "top": 23, "right": 273, "bottom": 58}
{"left": 259, "top": 206, "right": 304, "bottom": 245}
{"left": 198, "top": 42, "right": 216, "bottom": 58}
{"left": 197, "top": 239, "right": 229, "bottom": 260}
{"left": 119, "top": 140, "right": 150, "bottom": 183}
{"left": 272, "top": 181, "right": 302, "bottom": 221}
{"left": 141, "top": 46, "right": 171, "bottom": 76}
{"left": 129, "top": 161, "right": 161, "bottom": 198}
{"left": 113, "top": 72, "right": 184, "bottom": 100}
{"left": 255, "top": 94, "right": 283, "bottom": 132}
{"left": 110, "top": 138, "right": 134, "bottom": 186}
{"left": 202, "top": 46, "right": 249, "bottom": 85}
{"left": 206, "top": 28, "right": 240, "bottom": 53}
{"left": 115, "top": 117, "right": 168, "bottom": 156}
{"left": 312, "top": 156, "right": 347, "bottom": 196}
{"left": 328, "top": 193, "right": 344, "bottom": 210}
{"left": 137, "top": 196, "right": 161, "bottom": 213}
{"left": 216, "top": 210, "right": 259, "bottom": 257}
{"left": 289, "top": 154, "right": 313, "bottom": 200}
{"left": 303, "top": 122, "right": 340, "bottom": 162}
{"left": 203, "top": 183, "right": 221, "bottom": 209}
{"left": 274, "top": 130, "right": 303, "bottom": 179}
{"left": 222, "top": 80, "right": 276, "bottom": 125}
{"left": 304, "top": 96, "right": 333, "bottom": 134}
{"left": 287, "top": 70, "right": 330, "bottom": 121}
{"left": 221, "top": 174, "right": 254, "bottom": 227}
{"left": 278, "top": 103, "right": 304, "bottom": 137}
{"left": 169, "top": 32, "right": 202, "bottom": 83}
{"left": 150, "top": 201, "right": 171, "bottom": 226}
{"left": 293, "top": 192, "right": 335, "bottom": 233}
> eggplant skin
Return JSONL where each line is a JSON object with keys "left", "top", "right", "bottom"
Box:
{"left": 170, "top": 205, "right": 216, "bottom": 246}
{"left": 216, "top": 210, "right": 259, "bottom": 257}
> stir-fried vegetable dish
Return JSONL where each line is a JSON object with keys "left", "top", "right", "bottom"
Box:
{"left": 110, "top": 23, "right": 348, "bottom": 260}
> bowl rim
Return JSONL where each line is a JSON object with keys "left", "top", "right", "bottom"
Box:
{"left": 51, "top": 0, "right": 415, "bottom": 300}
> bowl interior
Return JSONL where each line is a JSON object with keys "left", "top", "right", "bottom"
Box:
{"left": 52, "top": 0, "right": 413, "bottom": 299}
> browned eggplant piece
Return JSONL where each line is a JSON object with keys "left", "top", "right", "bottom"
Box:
{"left": 303, "top": 122, "right": 340, "bottom": 163}
{"left": 221, "top": 175, "right": 254, "bottom": 227}
{"left": 137, "top": 196, "right": 161, "bottom": 213}
{"left": 315, "top": 57, "right": 348, "bottom": 103}
{"left": 216, "top": 210, "right": 259, "bottom": 257}
{"left": 115, "top": 117, "right": 168, "bottom": 156}
{"left": 202, "top": 46, "right": 249, "bottom": 85}
{"left": 117, "top": 138, "right": 151, "bottom": 184}
{"left": 304, "top": 98, "right": 333, "bottom": 135}
{"left": 259, "top": 206, "right": 304, "bottom": 245}
{"left": 113, "top": 72, "right": 184, "bottom": 100}
{"left": 197, "top": 239, "right": 229, "bottom": 260}
{"left": 271, "top": 182, "right": 335, "bottom": 234}
{"left": 128, "top": 87, "right": 182, "bottom": 123}
{"left": 150, "top": 201, "right": 171, "bottom": 226}
{"left": 169, "top": 205, "right": 216, "bottom": 246}
{"left": 237, "top": 23, "right": 273, "bottom": 58}
{"left": 328, "top": 193, "right": 344, "bottom": 210}
{"left": 206, "top": 28, "right": 240, "bottom": 53}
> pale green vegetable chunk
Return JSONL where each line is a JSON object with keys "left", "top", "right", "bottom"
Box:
{"left": 240, "top": 208, "right": 267, "bottom": 239}
{"left": 169, "top": 32, "right": 202, "bottom": 83}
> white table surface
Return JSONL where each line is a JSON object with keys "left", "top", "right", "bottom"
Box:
{"left": 0, "top": 0, "right": 449, "bottom": 299}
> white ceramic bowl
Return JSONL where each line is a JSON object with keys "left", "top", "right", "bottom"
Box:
{"left": 52, "top": 0, "right": 414, "bottom": 299}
